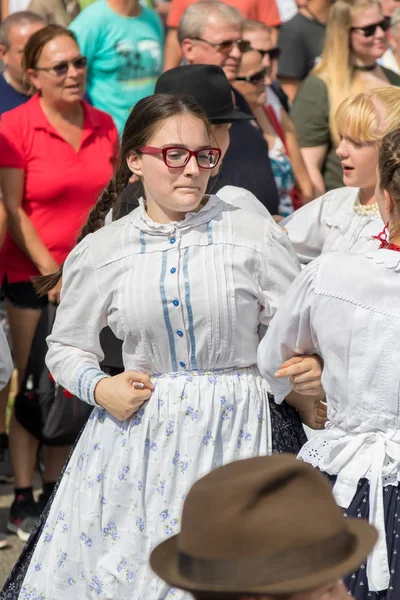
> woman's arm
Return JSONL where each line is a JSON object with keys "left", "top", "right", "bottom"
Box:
{"left": 300, "top": 146, "right": 328, "bottom": 198}
{"left": 281, "top": 110, "right": 315, "bottom": 204}
{"left": 0, "top": 168, "right": 59, "bottom": 276}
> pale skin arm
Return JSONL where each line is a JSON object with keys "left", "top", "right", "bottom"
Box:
{"left": 281, "top": 110, "right": 315, "bottom": 204}
{"left": 94, "top": 371, "right": 155, "bottom": 421}
{"left": 278, "top": 77, "right": 301, "bottom": 104}
{"left": 163, "top": 29, "right": 182, "bottom": 72}
{"left": 0, "top": 168, "right": 61, "bottom": 302}
{"left": 300, "top": 145, "right": 328, "bottom": 198}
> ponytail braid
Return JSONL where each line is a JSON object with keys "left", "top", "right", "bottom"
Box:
{"left": 34, "top": 160, "right": 132, "bottom": 295}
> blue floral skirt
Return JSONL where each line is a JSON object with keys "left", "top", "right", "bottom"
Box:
{"left": 327, "top": 475, "right": 400, "bottom": 599}
{"left": 1, "top": 369, "right": 305, "bottom": 600}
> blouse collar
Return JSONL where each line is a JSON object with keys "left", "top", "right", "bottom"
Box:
{"left": 365, "top": 249, "right": 400, "bottom": 271}
{"left": 130, "top": 195, "right": 224, "bottom": 234}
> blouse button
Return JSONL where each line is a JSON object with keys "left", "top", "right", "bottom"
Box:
{"left": 170, "top": 237, "right": 176, "bottom": 244}
{"left": 180, "top": 361, "right": 186, "bottom": 368}
{"left": 177, "top": 330, "right": 184, "bottom": 337}
{"left": 170, "top": 267, "right": 176, "bottom": 274}
{"left": 172, "top": 299, "right": 179, "bottom": 307}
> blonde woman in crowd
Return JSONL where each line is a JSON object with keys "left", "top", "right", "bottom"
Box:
{"left": 292, "top": 0, "right": 400, "bottom": 196}
{"left": 283, "top": 87, "right": 400, "bottom": 264}
{"left": 259, "top": 127, "right": 400, "bottom": 598}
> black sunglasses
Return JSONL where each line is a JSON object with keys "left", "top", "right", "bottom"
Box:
{"left": 235, "top": 68, "right": 268, "bottom": 84}
{"left": 190, "top": 37, "right": 251, "bottom": 54}
{"left": 250, "top": 47, "right": 281, "bottom": 61}
{"left": 35, "top": 56, "right": 88, "bottom": 77}
{"left": 350, "top": 16, "right": 390, "bottom": 37}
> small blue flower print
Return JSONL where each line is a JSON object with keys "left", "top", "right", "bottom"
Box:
{"left": 239, "top": 430, "right": 245, "bottom": 439}
{"left": 245, "top": 433, "right": 252, "bottom": 442}
{"left": 166, "top": 420, "right": 175, "bottom": 437}
{"left": 145, "top": 438, "right": 157, "bottom": 451}
{"left": 43, "top": 533, "right": 52, "bottom": 544}
{"left": 35, "top": 563, "right": 42, "bottom": 572}
{"left": 157, "top": 480, "right": 165, "bottom": 495}
{"left": 202, "top": 430, "right": 213, "bottom": 446}
{"left": 258, "top": 408, "right": 263, "bottom": 424}
{"left": 117, "top": 559, "right": 127, "bottom": 573}
{"left": 80, "top": 532, "right": 93, "bottom": 547}
{"left": 103, "top": 521, "right": 119, "bottom": 541}
{"left": 100, "top": 496, "right": 107, "bottom": 506}
{"left": 88, "top": 575, "right": 103, "bottom": 595}
{"left": 77, "top": 453, "right": 85, "bottom": 471}
{"left": 172, "top": 451, "right": 180, "bottom": 465}
{"left": 160, "top": 509, "right": 169, "bottom": 521}
{"left": 97, "top": 473, "right": 103, "bottom": 483}
{"left": 67, "top": 578, "right": 75, "bottom": 586}
{"left": 126, "top": 571, "right": 135, "bottom": 582}
{"left": 57, "top": 511, "right": 65, "bottom": 521}
{"left": 97, "top": 409, "right": 107, "bottom": 423}
{"left": 93, "top": 442, "right": 101, "bottom": 451}
{"left": 118, "top": 465, "right": 130, "bottom": 481}
{"left": 133, "top": 407, "right": 145, "bottom": 426}
{"left": 136, "top": 517, "right": 145, "bottom": 532}
{"left": 165, "top": 526, "right": 174, "bottom": 535}
{"left": 208, "top": 374, "right": 218, "bottom": 385}
{"left": 180, "top": 461, "right": 189, "bottom": 473}
{"left": 57, "top": 552, "right": 67, "bottom": 568}
{"left": 87, "top": 478, "right": 94, "bottom": 488}
{"left": 185, "top": 406, "right": 198, "bottom": 421}
{"left": 62, "top": 524, "right": 68, "bottom": 533}
{"left": 138, "top": 480, "right": 143, "bottom": 491}
{"left": 158, "top": 399, "right": 164, "bottom": 408}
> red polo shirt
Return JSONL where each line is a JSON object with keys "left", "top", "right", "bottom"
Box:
{"left": 0, "top": 94, "right": 118, "bottom": 283}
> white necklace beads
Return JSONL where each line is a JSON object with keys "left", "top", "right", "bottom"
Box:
{"left": 353, "top": 194, "right": 380, "bottom": 217}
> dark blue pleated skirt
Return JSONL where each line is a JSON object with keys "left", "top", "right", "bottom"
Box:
{"left": 327, "top": 475, "right": 400, "bottom": 600}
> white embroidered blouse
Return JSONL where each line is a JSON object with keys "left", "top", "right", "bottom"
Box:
{"left": 257, "top": 249, "right": 400, "bottom": 593}
{"left": 282, "top": 187, "right": 382, "bottom": 264}
{"left": 46, "top": 195, "right": 300, "bottom": 406}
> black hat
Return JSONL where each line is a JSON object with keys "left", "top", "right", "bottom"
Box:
{"left": 155, "top": 64, "right": 254, "bottom": 124}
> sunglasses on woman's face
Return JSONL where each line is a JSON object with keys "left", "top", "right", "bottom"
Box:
{"left": 235, "top": 68, "right": 268, "bottom": 85}
{"left": 35, "top": 56, "right": 88, "bottom": 77}
{"left": 350, "top": 16, "right": 390, "bottom": 37}
{"left": 250, "top": 47, "right": 281, "bottom": 61}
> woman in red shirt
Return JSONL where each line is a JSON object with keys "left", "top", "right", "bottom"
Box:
{"left": 0, "top": 24, "right": 118, "bottom": 541}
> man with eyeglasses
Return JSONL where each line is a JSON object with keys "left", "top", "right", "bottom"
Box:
{"left": 177, "top": 0, "right": 280, "bottom": 216}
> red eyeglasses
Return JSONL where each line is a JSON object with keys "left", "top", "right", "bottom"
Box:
{"left": 140, "top": 146, "right": 221, "bottom": 169}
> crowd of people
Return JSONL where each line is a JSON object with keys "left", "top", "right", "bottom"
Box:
{"left": 0, "top": 0, "right": 400, "bottom": 598}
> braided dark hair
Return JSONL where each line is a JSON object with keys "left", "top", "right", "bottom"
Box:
{"left": 379, "top": 129, "right": 400, "bottom": 208}
{"left": 34, "top": 93, "right": 211, "bottom": 294}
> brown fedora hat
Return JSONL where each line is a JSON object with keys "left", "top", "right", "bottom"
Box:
{"left": 150, "top": 455, "right": 377, "bottom": 595}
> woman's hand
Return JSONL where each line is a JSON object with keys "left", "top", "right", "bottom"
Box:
{"left": 275, "top": 355, "right": 324, "bottom": 396}
{"left": 48, "top": 278, "right": 62, "bottom": 304}
{"left": 94, "top": 371, "right": 155, "bottom": 421}
{"left": 299, "top": 398, "right": 327, "bottom": 430}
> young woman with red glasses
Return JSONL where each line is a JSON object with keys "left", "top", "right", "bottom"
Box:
{"left": 3, "top": 93, "right": 323, "bottom": 599}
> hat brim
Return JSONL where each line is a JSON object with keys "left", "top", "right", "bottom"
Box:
{"left": 150, "top": 518, "right": 378, "bottom": 595}
{"left": 208, "top": 108, "right": 255, "bottom": 124}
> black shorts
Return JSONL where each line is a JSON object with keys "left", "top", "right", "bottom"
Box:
{"left": 2, "top": 277, "right": 48, "bottom": 310}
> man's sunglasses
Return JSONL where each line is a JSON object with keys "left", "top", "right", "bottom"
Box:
{"left": 35, "top": 56, "right": 88, "bottom": 77}
{"left": 350, "top": 16, "right": 390, "bottom": 37}
{"left": 250, "top": 47, "right": 281, "bottom": 61}
{"left": 235, "top": 67, "right": 268, "bottom": 85}
{"left": 190, "top": 37, "right": 251, "bottom": 54}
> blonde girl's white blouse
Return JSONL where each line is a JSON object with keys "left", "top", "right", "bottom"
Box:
{"left": 257, "top": 249, "right": 400, "bottom": 592}
{"left": 0, "top": 324, "right": 12, "bottom": 391}
{"left": 46, "top": 195, "right": 300, "bottom": 405}
{"left": 281, "top": 186, "right": 382, "bottom": 263}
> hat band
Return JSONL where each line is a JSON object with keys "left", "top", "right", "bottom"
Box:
{"left": 178, "top": 530, "right": 356, "bottom": 588}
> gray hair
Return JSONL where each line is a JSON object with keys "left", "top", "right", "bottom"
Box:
{"left": 0, "top": 11, "right": 45, "bottom": 48}
{"left": 177, "top": 1, "right": 243, "bottom": 44}
{"left": 391, "top": 8, "right": 400, "bottom": 37}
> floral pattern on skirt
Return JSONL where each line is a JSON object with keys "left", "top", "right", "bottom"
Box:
{"left": 1, "top": 368, "right": 306, "bottom": 600}
{"left": 327, "top": 475, "right": 400, "bottom": 599}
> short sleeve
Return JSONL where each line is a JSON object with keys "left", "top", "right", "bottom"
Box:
{"left": 167, "top": 0, "right": 190, "bottom": 28}
{"left": 257, "top": 221, "right": 301, "bottom": 326}
{"left": 256, "top": 0, "right": 281, "bottom": 27}
{"left": 278, "top": 21, "right": 308, "bottom": 80}
{"left": 291, "top": 76, "right": 330, "bottom": 148}
{"left": 281, "top": 193, "right": 328, "bottom": 264}
{"left": 0, "top": 324, "right": 13, "bottom": 391}
{"left": 0, "top": 111, "right": 27, "bottom": 169}
{"left": 46, "top": 237, "right": 112, "bottom": 405}
{"left": 257, "top": 257, "right": 321, "bottom": 403}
